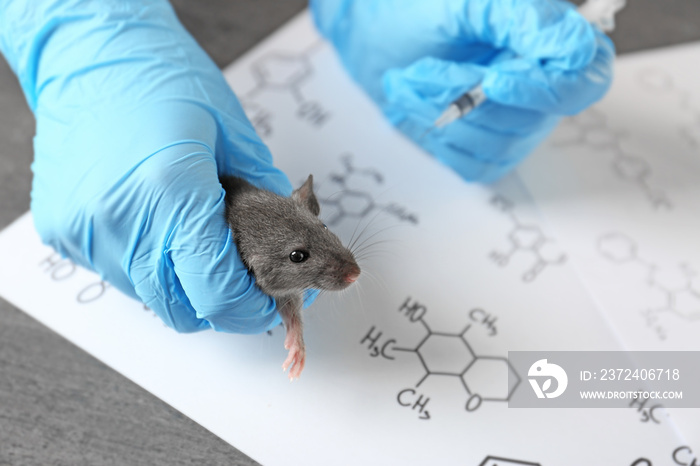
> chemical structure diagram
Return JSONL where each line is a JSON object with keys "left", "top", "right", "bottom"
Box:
{"left": 241, "top": 40, "right": 330, "bottom": 138}
{"left": 489, "top": 194, "right": 567, "bottom": 283}
{"left": 39, "top": 252, "right": 168, "bottom": 324}
{"left": 39, "top": 252, "right": 111, "bottom": 304}
{"left": 637, "top": 67, "right": 700, "bottom": 151}
{"left": 479, "top": 457, "right": 541, "bottom": 466}
{"left": 360, "top": 297, "right": 520, "bottom": 420}
{"left": 550, "top": 107, "right": 672, "bottom": 211}
{"left": 631, "top": 444, "right": 700, "bottom": 466}
{"left": 597, "top": 232, "right": 700, "bottom": 340}
{"left": 318, "top": 153, "right": 419, "bottom": 227}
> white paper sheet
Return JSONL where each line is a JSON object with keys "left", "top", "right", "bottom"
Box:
{"left": 1, "top": 10, "right": 698, "bottom": 465}
{"left": 518, "top": 41, "right": 700, "bottom": 455}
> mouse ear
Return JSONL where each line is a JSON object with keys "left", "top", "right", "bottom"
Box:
{"left": 292, "top": 174, "right": 321, "bottom": 216}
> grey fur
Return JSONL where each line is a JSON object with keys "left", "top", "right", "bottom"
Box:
{"left": 220, "top": 174, "right": 359, "bottom": 296}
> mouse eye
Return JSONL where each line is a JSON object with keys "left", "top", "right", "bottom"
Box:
{"left": 289, "top": 250, "right": 309, "bottom": 263}
{"left": 322, "top": 223, "right": 328, "bottom": 230}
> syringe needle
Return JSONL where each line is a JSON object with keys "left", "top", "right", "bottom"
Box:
{"left": 428, "top": 84, "right": 487, "bottom": 133}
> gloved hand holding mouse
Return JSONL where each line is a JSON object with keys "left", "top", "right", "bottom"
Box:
{"left": 0, "top": 0, "right": 305, "bottom": 333}
{"left": 311, "top": 0, "right": 615, "bottom": 182}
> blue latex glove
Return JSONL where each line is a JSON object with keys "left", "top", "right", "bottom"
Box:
{"left": 311, "top": 0, "right": 615, "bottom": 182}
{"left": 0, "top": 0, "right": 301, "bottom": 333}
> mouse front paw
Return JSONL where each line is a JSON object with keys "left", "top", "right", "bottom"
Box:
{"left": 282, "top": 333, "right": 306, "bottom": 381}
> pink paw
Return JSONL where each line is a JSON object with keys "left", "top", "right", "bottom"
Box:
{"left": 282, "top": 338, "right": 306, "bottom": 381}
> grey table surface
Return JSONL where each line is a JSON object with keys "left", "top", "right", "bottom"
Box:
{"left": 1, "top": 1, "right": 699, "bottom": 465}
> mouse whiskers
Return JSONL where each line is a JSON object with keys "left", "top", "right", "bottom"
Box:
{"left": 350, "top": 222, "right": 402, "bottom": 265}
{"left": 345, "top": 202, "right": 385, "bottom": 252}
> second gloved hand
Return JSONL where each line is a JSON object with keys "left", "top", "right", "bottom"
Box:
{"left": 311, "top": 0, "right": 615, "bottom": 182}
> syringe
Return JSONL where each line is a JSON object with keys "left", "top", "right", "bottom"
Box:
{"left": 433, "top": 83, "right": 487, "bottom": 129}
{"left": 426, "top": 0, "right": 626, "bottom": 133}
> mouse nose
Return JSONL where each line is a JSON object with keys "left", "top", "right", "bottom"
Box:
{"left": 344, "top": 265, "right": 361, "bottom": 284}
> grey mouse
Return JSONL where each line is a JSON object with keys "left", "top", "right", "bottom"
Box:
{"left": 220, "top": 174, "right": 361, "bottom": 380}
